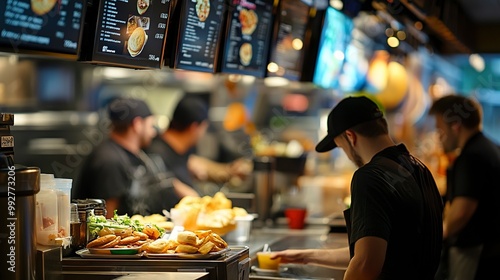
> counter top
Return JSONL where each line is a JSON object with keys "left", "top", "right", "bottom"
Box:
{"left": 234, "top": 225, "right": 348, "bottom": 279}
{"left": 227, "top": 225, "right": 348, "bottom": 257}
{"left": 62, "top": 272, "right": 209, "bottom": 280}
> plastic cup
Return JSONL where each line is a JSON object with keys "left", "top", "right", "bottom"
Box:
{"left": 256, "top": 252, "right": 281, "bottom": 270}
{"left": 54, "top": 178, "right": 73, "bottom": 238}
{"left": 224, "top": 215, "right": 254, "bottom": 242}
{"left": 284, "top": 208, "right": 307, "bottom": 229}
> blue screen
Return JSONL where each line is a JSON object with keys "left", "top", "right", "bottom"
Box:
{"left": 313, "top": 7, "right": 354, "bottom": 89}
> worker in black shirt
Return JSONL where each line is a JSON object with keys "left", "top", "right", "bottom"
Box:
{"left": 145, "top": 95, "right": 252, "bottom": 199}
{"left": 430, "top": 94, "right": 500, "bottom": 280}
{"left": 74, "top": 97, "right": 184, "bottom": 217}
{"left": 270, "top": 96, "right": 443, "bottom": 280}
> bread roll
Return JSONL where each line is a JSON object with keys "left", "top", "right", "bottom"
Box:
{"left": 177, "top": 231, "right": 198, "bottom": 246}
{"left": 147, "top": 239, "right": 169, "bottom": 253}
{"left": 175, "top": 244, "right": 199, "bottom": 254}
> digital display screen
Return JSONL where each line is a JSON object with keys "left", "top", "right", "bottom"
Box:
{"left": 267, "top": 0, "right": 310, "bottom": 80}
{"left": 0, "top": 0, "right": 85, "bottom": 58}
{"left": 84, "top": 0, "right": 172, "bottom": 69}
{"left": 313, "top": 7, "right": 353, "bottom": 89}
{"left": 173, "top": 0, "right": 226, "bottom": 72}
{"left": 220, "top": 0, "right": 274, "bottom": 77}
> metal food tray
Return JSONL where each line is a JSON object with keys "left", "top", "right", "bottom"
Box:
{"left": 144, "top": 247, "right": 231, "bottom": 259}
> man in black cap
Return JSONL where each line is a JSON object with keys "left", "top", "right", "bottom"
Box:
{"left": 270, "top": 96, "right": 443, "bottom": 279}
{"left": 74, "top": 97, "right": 180, "bottom": 217}
{"left": 146, "top": 95, "right": 251, "bottom": 199}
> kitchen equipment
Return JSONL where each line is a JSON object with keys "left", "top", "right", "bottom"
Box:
{"left": 252, "top": 155, "right": 308, "bottom": 225}
{"left": 0, "top": 113, "right": 41, "bottom": 280}
{"left": 61, "top": 246, "right": 251, "bottom": 280}
{"left": 252, "top": 157, "right": 274, "bottom": 225}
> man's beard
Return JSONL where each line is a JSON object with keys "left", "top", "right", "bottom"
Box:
{"left": 347, "top": 140, "right": 364, "bottom": 168}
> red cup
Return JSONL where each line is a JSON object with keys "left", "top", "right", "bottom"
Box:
{"left": 284, "top": 208, "right": 307, "bottom": 229}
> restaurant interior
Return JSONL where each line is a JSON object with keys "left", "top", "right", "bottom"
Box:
{"left": 1, "top": 0, "right": 500, "bottom": 279}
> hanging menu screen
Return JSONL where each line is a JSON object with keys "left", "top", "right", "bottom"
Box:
{"left": 0, "top": 0, "right": 85, "bottom": 57}
{"left": 91, "top": 0, "right": 171, "bottom": 69}
{"left": 267, "top": 0, "right": 310, "bottom": 80}
{"left": 220, "top": 0, "right": 274, "bottom": 77}
{"left": 174, "top": 0, "right": 225, "bottom": 72}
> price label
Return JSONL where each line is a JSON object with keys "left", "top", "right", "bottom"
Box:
{"left": 1, "top": 136, "right": 14, "bottom": 148}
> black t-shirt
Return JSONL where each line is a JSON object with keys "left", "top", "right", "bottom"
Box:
{"left": 146, "top": 135, "right": 200, "bottom": 194}
{"left": 345, "top": 144, "right": 443, "bottom": 280}
{"left": 74, "top": 139, "right": 179, "bottom": 216}
{"left": 446, "top": 132, "right": 500, "bottom": 247}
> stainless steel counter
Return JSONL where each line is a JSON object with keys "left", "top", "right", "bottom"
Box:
{"left": 227, "top": 225, "right": 334, "bottom": 256}
{"left": 37, "top": 226, "right": 347, "bottom": 280}
{"left": 226, "top": 225, "right": 348, "bottom": 280}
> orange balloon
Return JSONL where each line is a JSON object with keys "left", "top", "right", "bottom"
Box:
{"left": 223, "top": 102, "right": 248, "bottom": 131}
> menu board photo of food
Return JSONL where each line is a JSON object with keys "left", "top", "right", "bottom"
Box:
{"left": 0, "top": 0, "right": 86, "bottom": 58}
{"left": 81, "top": 0, "right": 172, "bottom": 69}
{"left": 173, "top": 0, "right": 226, "bottom": 73}
{"left": 267, "top": 0, "right": 311, "bottom": 81}
{"left": 220, "top": 0, "right": 274, "bottom": 77}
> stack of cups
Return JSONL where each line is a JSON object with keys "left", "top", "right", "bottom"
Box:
{"left": 36, "top": 174, "right": 58, "bottom": 245}
{"left": 54, "top": 178, "right": 73, "bottom": 239}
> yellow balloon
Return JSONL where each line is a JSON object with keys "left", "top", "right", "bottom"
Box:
{"left": 376, "top": 61, "right": 408, "bottom": 110}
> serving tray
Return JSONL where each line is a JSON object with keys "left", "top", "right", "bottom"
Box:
{"left": 144, "top": 247, "right": 230, "bottom": 259}
{"left": 76, "top": 249, "right": 144, "bottom": 259}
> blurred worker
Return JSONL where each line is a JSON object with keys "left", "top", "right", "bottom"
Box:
{"left": 145, "top": 95, "right": 252, "bottom": 198}
{"left": 74, "top": 97, "right": 183, "bottom": 217}
{"left": 270, "top": 96, "right": 443, "bottom": 279}
{"left": 429, "top": 94, "right": 500, "bottom": 280}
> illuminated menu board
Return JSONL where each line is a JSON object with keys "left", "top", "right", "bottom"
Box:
{"left": 313, "top": 7, "right": 353, "bottom": 89}
{"left": 82, "top": 0, "right": 171, "bottom": 69}
{"left": 267, "top": 0, "right": 310, "bottom": 80}
{"left": 0, "top": 0, "right": 85, "bottom": 58}
{"left": 220, "top": 0, "right": 274, "bottom": 77}
{"left": 173, "top": 0, "right": 226, "bottom": 72}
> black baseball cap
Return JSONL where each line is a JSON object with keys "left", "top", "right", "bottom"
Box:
{"left": 108, "top": 97, "right": 153, "bottom": 124}
{"left": 315, "top": 96, "right": 383, "bottom": 152}
{"left": 170, "top": 96, "right": 208, "bottom": 129}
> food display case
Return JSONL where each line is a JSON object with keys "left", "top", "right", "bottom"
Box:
{"left": 59, "top": 246, "right": 250, "bottom": 280}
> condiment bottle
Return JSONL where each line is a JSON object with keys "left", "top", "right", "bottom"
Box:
{"left": 36, "top": 174, "right": 58, "bottom": 245}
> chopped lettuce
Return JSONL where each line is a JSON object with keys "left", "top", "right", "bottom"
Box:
{"left": 87, "top": 210, "right": 165, "bottom": 238}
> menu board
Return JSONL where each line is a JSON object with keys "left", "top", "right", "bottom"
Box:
{"left": 313, "top": 7, "right": 353, "bottom": 89}
{"left": 267, "top": 0, "right": 310, "bottom": 80}
{"left": 84, "top": 0, "right": 172, "bottom": 69}
{"left": 0, "top": 0, "right": 85, "bottom": 58}
{"left": 220, "top": 0, "right": 274, "bottom": 77}
{"left": 173, "top": 0, "right": 226, "bottom": 72}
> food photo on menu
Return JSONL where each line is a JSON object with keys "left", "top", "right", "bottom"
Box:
{"left": 239, "top": 8, "right": 258, "bottom": 36}
{"left": 239, "top": 42, "right": 252, "bottom": 66}
{"left": 238, "top": 7, "right": 257, "bottom": 66}
{"left": 122, "top": 0, "right": 155, "bottom": 57}
{"left": 31, "top": 0, "right": 58, "bottom": 15}
{"left": 137, "top": 0, "right": 150, "bottom": 14}
{"left": 196, "top": 0, "right": 210, "bottom": 22}
{"left": 126, "top": 14, "right": 151, "bottom": 57}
